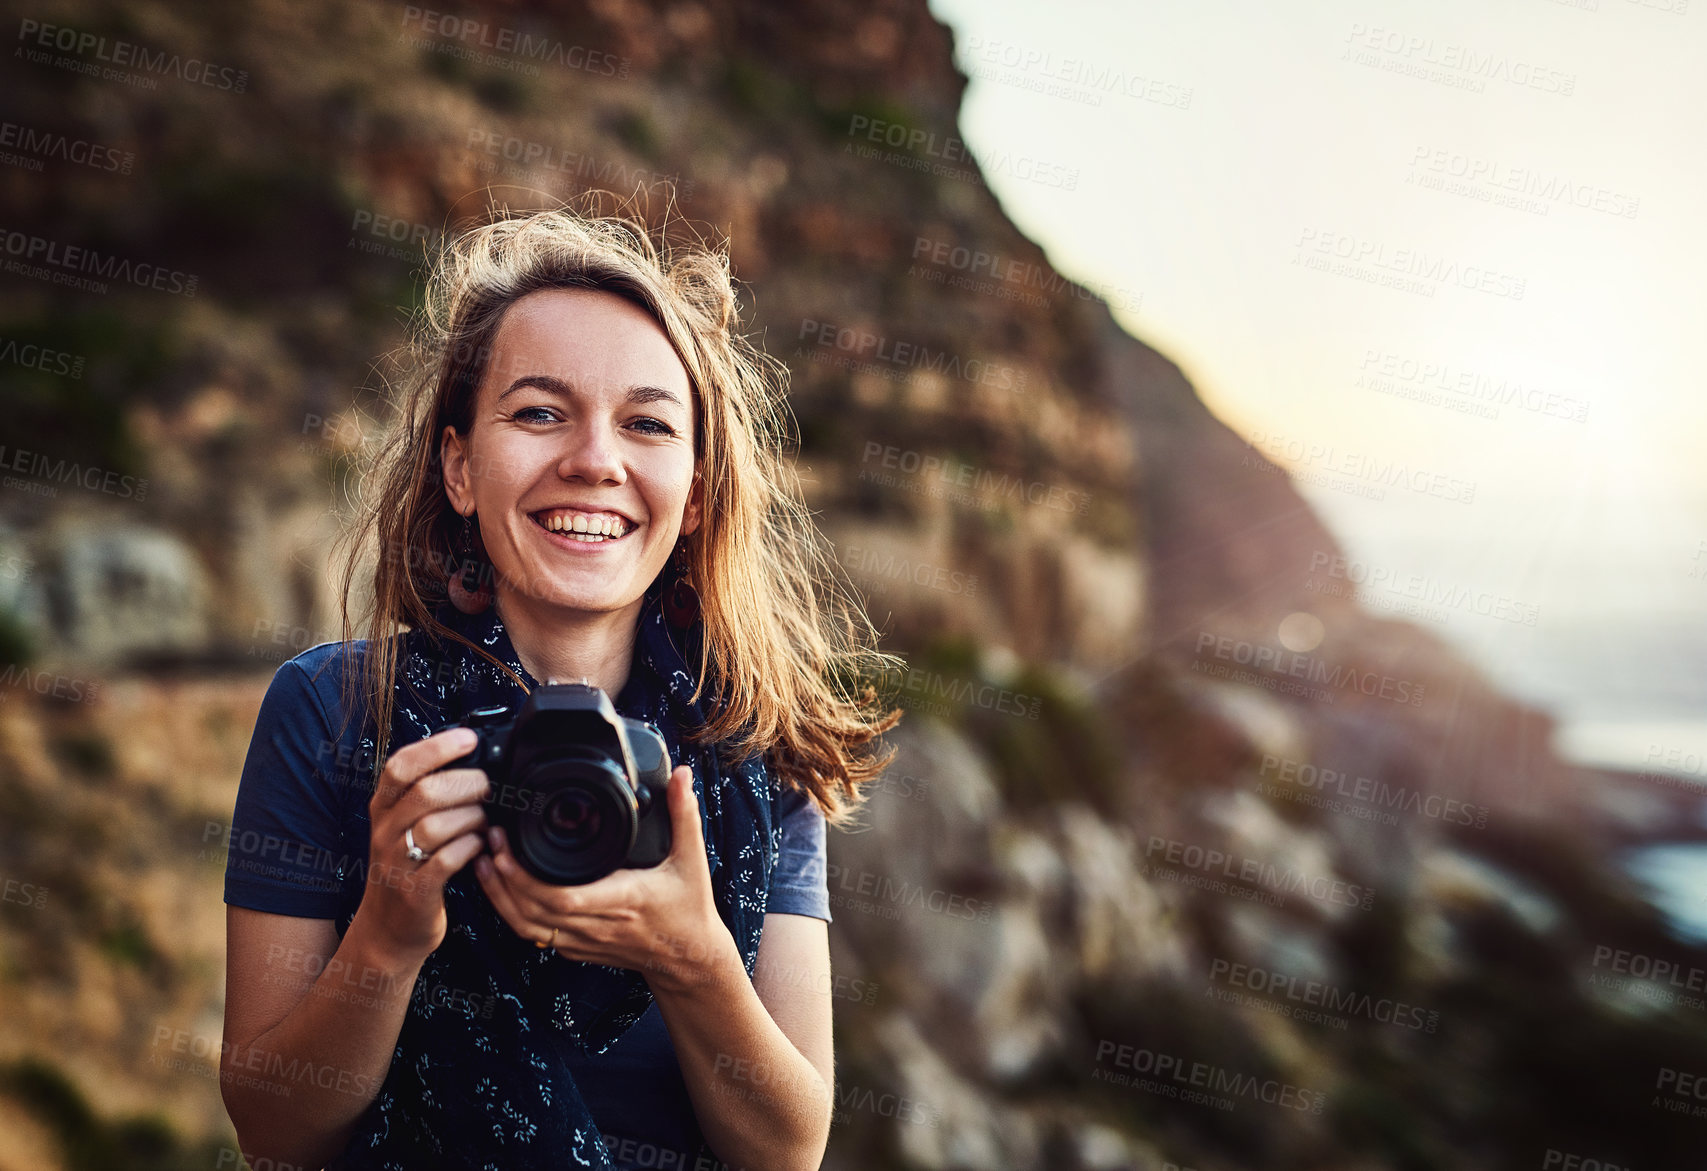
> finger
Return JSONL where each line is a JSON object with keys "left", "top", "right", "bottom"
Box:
{"left": 404, "top": 768, "right": 492, "bottom": 814}
{"left": 476, "top": 853, "right": 551, "bottom": 944}
{"left": 487, "top": 831, "right": 582, "bottom": 919}
{"left": 665, "top": 765, "right": 705, "bottom": 861}
{"left": 413, "top": 830, "right": 485, "bottom": 898}
{"left": 371, "top": 728, "right": 480, "bottom": 813}
{"left": 409, "top": 803, "right": 488, "bottom": 854}
{"left": 484, "top": 828, "right": 642, "bottom": 922}
{"left": 375, "top": 769, "right": 488, "bottom": 845}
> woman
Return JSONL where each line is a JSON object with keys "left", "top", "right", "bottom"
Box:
{"left": 219, "top": 206, "right": 901, "bottom": 1170}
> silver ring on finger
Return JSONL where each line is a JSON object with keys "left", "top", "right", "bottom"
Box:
{"left": 404, "top": 826, "right": 430, "bottom": 864}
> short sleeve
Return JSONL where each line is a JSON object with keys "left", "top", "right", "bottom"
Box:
{"left": 766, "top": 783, "right": 830, "bottom": 922}
{"left": 222, "top": 649, "right": 367, "bottom": 919}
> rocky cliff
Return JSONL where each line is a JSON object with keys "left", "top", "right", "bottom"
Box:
{"left": 0, "top": 2, "right": 1698, "bottom": 1169}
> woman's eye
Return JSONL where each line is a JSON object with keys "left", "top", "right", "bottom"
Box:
{"left": 510, "top": 408, "right": 675, "bottom": 435}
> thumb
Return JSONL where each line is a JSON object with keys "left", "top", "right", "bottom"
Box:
{"left": 666, "top": 764, "right": 706, "bottom": 857}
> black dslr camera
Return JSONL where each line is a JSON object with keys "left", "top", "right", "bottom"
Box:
{"left": 441, "top": 683, "right": 673, "bottom": 885}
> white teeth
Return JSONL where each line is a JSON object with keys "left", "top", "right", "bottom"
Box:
{"left": 536, "top": 511, "right": 630, "bottom": 540}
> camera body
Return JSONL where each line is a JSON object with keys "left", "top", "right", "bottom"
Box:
{"left": 441, "top": 683, "right": 673, "bottom": 885}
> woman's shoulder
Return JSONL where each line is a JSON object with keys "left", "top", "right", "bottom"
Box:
{"left": 287, "top": 637, "right": 373, "bottom": 673}
{"left": 264, "top": 639, "right": 375, "bottom": 725}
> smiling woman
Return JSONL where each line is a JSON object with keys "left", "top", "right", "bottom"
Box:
{"left": 217, "top": 205, "right": 902, "bottom": 1171}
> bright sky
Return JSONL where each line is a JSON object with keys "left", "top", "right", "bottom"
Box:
{"left": 926, "top": 0, "right": 1707, "bottom": 771}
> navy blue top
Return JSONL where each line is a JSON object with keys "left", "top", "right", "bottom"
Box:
{"left": 224, "top": 642, "right": 830, "bottom": 1170}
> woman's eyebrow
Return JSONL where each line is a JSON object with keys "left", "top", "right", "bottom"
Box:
{"left": 497, "top": 374, "right": 684, "bottom": 408}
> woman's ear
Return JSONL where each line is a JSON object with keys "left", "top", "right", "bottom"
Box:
{"left": 441, "top": 424, "right": 473, "bottom": 514}
{"left": 681, "top": 469, "right": 704, "bottom": 537}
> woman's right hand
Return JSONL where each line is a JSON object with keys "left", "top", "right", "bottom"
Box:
{"left": 355, "top": 727, "right": 491, "bottom": 964}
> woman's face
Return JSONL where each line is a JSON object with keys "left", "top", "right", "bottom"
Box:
{"left": 440, "top": 287, "right": 701, "bottom": 618}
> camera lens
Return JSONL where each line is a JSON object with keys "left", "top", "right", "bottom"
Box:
{"left": 542, "top": 787, "right": 604, "bottom": 850}
{"left": 511, "top": 752, "right": 637, "bottom": 884}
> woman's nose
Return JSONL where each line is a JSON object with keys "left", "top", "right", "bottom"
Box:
{"left": 557, "top": 423, "right": 625, "bottom": 484}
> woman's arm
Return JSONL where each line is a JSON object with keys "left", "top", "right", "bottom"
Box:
{"left": 221, "top": 726, "right": 491, "bottom": 1166}
{"left": 220, "top": 906, "right": 427, "bottom": 1168}
{"left": 647, "top": 912, "right": 834, "bottom": 1171}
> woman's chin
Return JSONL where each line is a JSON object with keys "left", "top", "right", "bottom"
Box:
{"left": 499, "top": 577, "right": 647, "bottom": 616}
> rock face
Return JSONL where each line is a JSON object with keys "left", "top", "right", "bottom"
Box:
{"left": 32, "top": 516, "right": 212, "bottom": 666}
{"left": 0, "top": 2, "right": 1684, "bottom": 1170}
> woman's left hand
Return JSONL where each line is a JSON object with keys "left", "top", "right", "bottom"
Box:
{"left": 473, "top": 764, "right": 741, "bottom": 994}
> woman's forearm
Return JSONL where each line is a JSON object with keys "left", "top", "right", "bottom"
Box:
{"left": 221, "top": 907, "right": 426, "bottom": 1168}
{"left": 647, "top": 935, "right": 832, "bottom": 1171}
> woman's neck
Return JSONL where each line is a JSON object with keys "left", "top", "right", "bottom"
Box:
{"left": 493, "top": 589, "right": 641, "bottom": 698}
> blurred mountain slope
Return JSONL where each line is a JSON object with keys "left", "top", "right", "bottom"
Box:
{"left": 1, "top": 2, "right": 1694, "bottom": 1169}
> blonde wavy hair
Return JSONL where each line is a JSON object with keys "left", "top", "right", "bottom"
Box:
{"left": 332, "top": 201, "right": 901, "bottom": 824}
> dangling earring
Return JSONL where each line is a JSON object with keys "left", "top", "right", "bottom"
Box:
{"left": 448, "top": 510, "right": 494, "bottom": 615}
{"left": 662, "top": 539, "right": 701, "bottom": 630}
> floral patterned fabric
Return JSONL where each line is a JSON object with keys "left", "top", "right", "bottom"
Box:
{"left": 327, "top": 575, "right": 779, "bottom": 1169}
